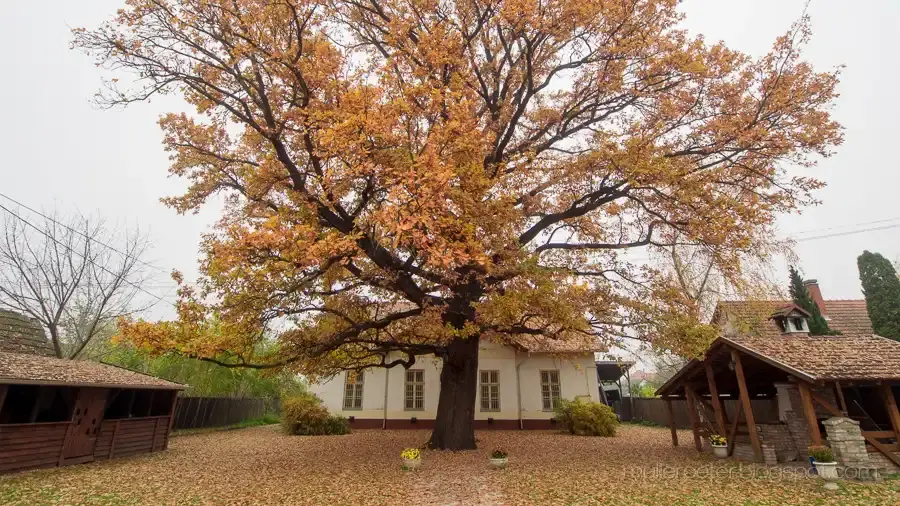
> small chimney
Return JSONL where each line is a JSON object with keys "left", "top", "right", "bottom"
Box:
{"left": 803, "top": 279, "right": 827, "bottom": 317}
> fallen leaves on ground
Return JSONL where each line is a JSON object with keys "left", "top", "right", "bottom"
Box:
{"left": 0, "top": 425, "right": 898, "bottom": 505}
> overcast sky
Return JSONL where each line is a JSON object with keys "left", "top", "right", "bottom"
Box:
{"left": 1, "top": 0, "right": 898, "bottom": 321}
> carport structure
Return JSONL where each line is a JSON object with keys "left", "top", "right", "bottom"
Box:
{"left": 656, "top": 332, "right": 900, "bottom": 466}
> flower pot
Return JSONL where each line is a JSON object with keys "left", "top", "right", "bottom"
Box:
{"left": 711, "top": 445, "right": 728, "bottom": 459}
{"left": 813, "top": 461, "right": 839, "bottom": 490}
{"left": 490, "top": 457, "right": 508, "bottom": 469}
{"left": 402, "top": 458, "right": 421, "bottom": 470}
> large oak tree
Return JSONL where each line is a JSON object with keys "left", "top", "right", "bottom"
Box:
{"left": 76, "top": 0, "right": 841, "bottom": 449}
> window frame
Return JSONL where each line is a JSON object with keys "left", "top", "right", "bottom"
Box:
{"left": 343, "top": 370, "right": 365, "bottom": 410}
{"left": 404, "top": 369, "right": 425, "bottom": 411}
{"left": 479, "top": 370, "right": 501, "bottom": 412}
{"left": 540, "top": 370, "right": 562, "bottom": 411}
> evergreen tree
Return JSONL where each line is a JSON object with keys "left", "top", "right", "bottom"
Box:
{"left": 857, "top": 251, "right": 900, "bottom": 340}
{"left": 788, "top": 266, "right": 836, "bottom": 335}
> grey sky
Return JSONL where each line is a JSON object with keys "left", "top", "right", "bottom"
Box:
{"left": 1, "top": 0, "right": 897, "bottom": 321}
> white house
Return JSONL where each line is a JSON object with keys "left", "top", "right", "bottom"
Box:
{"left": 310, "top": 338, "right": 601, "bottom": 429}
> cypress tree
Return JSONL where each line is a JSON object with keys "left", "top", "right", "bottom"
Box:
{"left": 857, "top": 251, "right": 900, "bottom": 340}
{"left": 788, "top": 266, "right": 836, "bottom": 335}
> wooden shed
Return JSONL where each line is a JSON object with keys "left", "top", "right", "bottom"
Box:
{"left": 0, "top": 310, "right": 183, "bottom": 474}
{"left": 656, "top": 302, "right": 900, "bottom": 469}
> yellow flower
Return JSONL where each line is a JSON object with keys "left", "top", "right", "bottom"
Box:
{"left": 401, "top": 448, "right": 421, "bottom": 460}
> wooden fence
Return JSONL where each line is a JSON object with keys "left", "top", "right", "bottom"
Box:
{"left": 172, "top": 397, "right": 268, "bottom": 430}
{"left": 614, "top": 397, "right": 780, "bottom": 429}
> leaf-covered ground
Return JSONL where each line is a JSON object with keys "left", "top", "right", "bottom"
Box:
{"left": 1, "top": 424, "right": 899, "bottom": 505}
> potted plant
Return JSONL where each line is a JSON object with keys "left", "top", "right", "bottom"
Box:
{"left": 709, "top": 434, "right": 728, "bottom": 458}
{"left": 490, "top": 449, "right": 508, "bottom": 469}
{"left": 809, "top": 445, "right": 838, "bottom": 490}
{"left": 401, "top": 448, "right": 422, "bottom": 470}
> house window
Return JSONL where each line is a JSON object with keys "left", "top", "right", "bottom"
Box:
{"left": 540, "top": 370, "right": 561, "bottom": 411}
{"left": 480, "top": 370, "right": 500, "bottom": 412}
{"left": 791, "top": 318, "right": 807, "bottom": 332}
{"left": 343, "top": 371, "right": 364, "bottom": 410}
{"left": 405, "top": 369, "right": 424, "bottom": 410}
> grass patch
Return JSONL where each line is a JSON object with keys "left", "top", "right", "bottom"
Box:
{"left": 172, "top": 414, "right": 280, "bottom": 437}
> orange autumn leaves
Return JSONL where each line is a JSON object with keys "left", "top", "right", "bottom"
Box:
{"left": 74, "top": 0, "right": 841, "bottom": 369}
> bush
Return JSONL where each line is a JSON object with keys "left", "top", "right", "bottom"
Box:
{"left": 554, "top": 398, "right": 618, "bottom": 437}
{"left": 809, "top": 445, "right": 834, "bottom": 463}
{"left": 280, "top": 392, "right": 350, "bottom": 436}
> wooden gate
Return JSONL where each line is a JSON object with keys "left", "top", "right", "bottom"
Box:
{"left": 62, "top": 388, "right": 108, "bottom": 461}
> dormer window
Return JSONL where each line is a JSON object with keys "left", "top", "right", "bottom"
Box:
{"left": 769, "top": 304, "right": 812, "bottom": 336}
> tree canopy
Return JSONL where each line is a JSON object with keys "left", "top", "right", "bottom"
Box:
{"left": 75, "top": 0, "right": 841, "bottom": 449}
{"left": 787, "top": 265, "right": 835, "bottom": 335}
{"left": 858, "top": 251, "right": 900, "bottom": 341}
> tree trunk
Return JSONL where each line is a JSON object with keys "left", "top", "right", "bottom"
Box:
{"left": 427, "top": 335, "right": 480, "bottom": 450}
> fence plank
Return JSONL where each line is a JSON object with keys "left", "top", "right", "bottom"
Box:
{"left": 172, "top": 397, "right": 276, "bottom": 430}
{"left": 614, "top": 398, "right": 779, "bottom": 429}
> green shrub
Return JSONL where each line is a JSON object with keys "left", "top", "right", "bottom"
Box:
{"left": 808, "top": 445, "right": 834, "bottom": 463}
{"left": 554, "top": 398, "right": 618, "bottom": 437}
{"left": 280, "top": 392, "right": 350, "bottom": 435}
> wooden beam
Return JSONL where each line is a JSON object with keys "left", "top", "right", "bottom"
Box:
{"left": 879, "top": 384, "right": 900, "bottom": 439}
{"left": 797, "top": 381, "right": 822, "bottom": 446}
{"left": 834, "top": 381, "right": 848, "bottom": 415}
{"left": 727, "top": 401, "right": 743, "bottom": 457}
{"left": 704, "top": 361, "right": 728, "bottom": 435}
{"left": 731, "top": 349, "right": 763, "bottom": 461}
{"left": 684, "top": 386, "right": 703, "bottom": 452}
{"left": 810, "top": 391, "right": 842, "bottom": 418}
{"left": 665, "top": 399, "right": 678, "bottom": 447}
{"left": 863, "top": 433, "right": 900, "bottom": 467}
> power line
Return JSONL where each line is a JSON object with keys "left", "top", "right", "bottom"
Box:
{"left": 792, "top": 223, "right": 900, "bottom": 243}
{"left": 0, "top": 203, "right": 175, "bottom": 308}
{"left": 791, "top": 216, "right": 900, "bottom": 237}
{"left": 0, "top": 192, "right": 171, "bottom": 276}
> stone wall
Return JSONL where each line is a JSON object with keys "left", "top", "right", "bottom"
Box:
{"left": 758, "top": 423, "right": 798, "bottom": 462}
{"left": 822, "top": 417, "right": 868, "bottom": 466}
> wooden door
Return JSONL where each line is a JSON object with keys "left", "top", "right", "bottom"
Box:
{"left": 62, "top": 388, "right": 108, "bottom": 460}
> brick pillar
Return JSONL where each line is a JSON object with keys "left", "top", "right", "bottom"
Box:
{"left": 822, "top": 417, "right": 870, "bottom": 467}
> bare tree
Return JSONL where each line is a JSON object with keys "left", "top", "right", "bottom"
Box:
{"left": 0, "top": 209, "right": 151, "bottom": 358}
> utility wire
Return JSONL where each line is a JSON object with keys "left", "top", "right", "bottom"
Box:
{"left": 792, "top": 223, "right": 900, "bottom": 242}
{"left": 0, "top": 192, "right": 172, "bottom": 277}
{"left": 0, "top": 203, "right": 175, "bottom": 308}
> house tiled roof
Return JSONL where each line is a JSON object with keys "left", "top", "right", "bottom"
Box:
{"left": 716, "top": 299, "right": 873, "bottom": 337}
{"left": 0, "top": 310, "right": 54, "bottom": 357}
{"left": 508, "top": 334, "right": 605, "bottom": 353}
{"left": 725, "top": 334, "right": 900, "bottom": 381}
{"left": 0, "top": 351, "right": 184, "bottom": 390}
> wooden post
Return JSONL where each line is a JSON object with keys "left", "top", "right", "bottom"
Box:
{"left": 731, "top": 349, "right": 763, "bottom": 461}
{"left": 879, "top": 384, "right": 900, "bottom": 438}
{"left": 0, "top": 384, "right": 8, "bottom": 417}
{"left": 797, "top": 381, "right": 822, "bottom": 446}
{"left": 834, "top": 381, "right": 848, "bottom": 415}
{"left": 684, "top": 387, "right": 703, "bottom": 452}
{"left": 665, "top": 399, "right": 678, "bottom": 447}
{"left": 165, "top": 392, "right": 179, "bottom": 450}
{"left": 727, "top": 401, "right": 743, "bottom": 457}
{"left": 704, "top": 361, "right": 728, "bottom": 435}
{"left": 109, "top": 420, "right": 120, "bottom": 460}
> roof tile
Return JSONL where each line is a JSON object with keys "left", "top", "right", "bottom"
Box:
{"left": 0, "top": 351, "right": 183, "bottom": 389}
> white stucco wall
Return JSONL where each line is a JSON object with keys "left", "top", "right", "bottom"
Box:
{"left": 309, "top": 340, "right": 599, "bottom": 422}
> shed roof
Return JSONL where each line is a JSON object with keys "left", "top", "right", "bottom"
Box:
{"left": 595, "top": 360, "right": 633, "bottom": 382}
{"left": 0, "top": 351, "right": 184, "bottom": 390}
{"left": 656, "top": 333, "right": 900, "bottom": 397}
{"left": 0, "top": 310, "right": 54, "bottom": 357}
